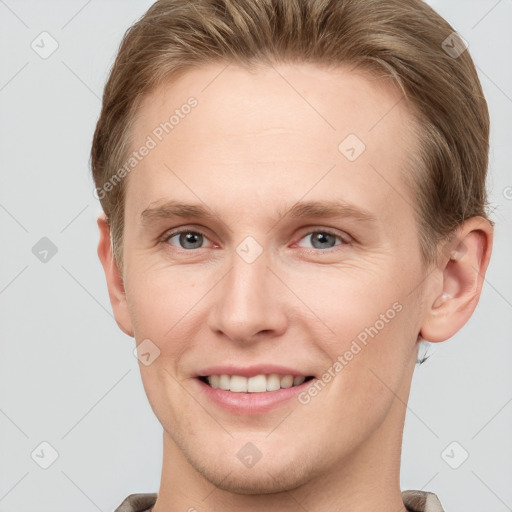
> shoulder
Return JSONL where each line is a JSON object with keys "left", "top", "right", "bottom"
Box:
{"left": 112, "top": 490, "right": 443, "bottom": 512}
{"left": 402, "top": 489, "right": 444, "bottom": 512}
{"left": 113, "top": 493, "right": 158, "bottom": 512}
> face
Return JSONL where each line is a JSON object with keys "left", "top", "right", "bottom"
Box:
{"left": 116, "top": 62, "right": 430, "bottom": 492}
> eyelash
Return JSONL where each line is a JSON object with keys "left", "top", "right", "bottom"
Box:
{"left": 159, "top": 227, "right": 351, "bottom": 252}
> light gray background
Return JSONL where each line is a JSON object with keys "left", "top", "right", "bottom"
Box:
{"left": 0, "top": 1, "right": 510, "bottom": 511}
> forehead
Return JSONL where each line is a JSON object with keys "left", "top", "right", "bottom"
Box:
{"left": 126, "top": 62, "right": 418, "bottom": 230}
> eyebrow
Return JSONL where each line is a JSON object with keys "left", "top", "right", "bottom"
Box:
{"left": 139, "top": 199, "right": 377, "bottom": 226}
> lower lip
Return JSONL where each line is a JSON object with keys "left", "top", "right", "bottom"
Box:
{"left": 195, "top": 377, "right": 314, "bottom": 415}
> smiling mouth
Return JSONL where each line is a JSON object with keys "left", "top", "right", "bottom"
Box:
{"left": 198, "top": 374, "right": 315, "bottom": 393}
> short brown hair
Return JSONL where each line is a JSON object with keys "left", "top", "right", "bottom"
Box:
{"left": 91, "top": 0, "right": 491, "bottom": 271}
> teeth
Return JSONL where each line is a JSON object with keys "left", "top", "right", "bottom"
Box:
{"left": 206, "top": 373, "right": 308, "bottom": 392}
{"left": 266, "top": 374, "right": 281, "bottom": 391}
{"left": 248, "top": 374, "right": 267, "bottom": 392}
{"left": 230, "top": 375, "right": 248, "bottom": 392}
{"left": 281, "top": 375, "right": 293, "bottom": 388}
{"left": 293, "top": 376, "right": 306, "bottom": 386}
{"left": 219, "top": 374, "right": 230, "bottom": 389}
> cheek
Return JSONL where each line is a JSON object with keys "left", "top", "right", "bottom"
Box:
{"left": 124, "top": 264, "right": 202, "bottom": 341}
{"left": 297, "top": 262, "right": 420, "bottom": 394}
{"left": 291, "top": 262, "right": 407, "bottom": 337}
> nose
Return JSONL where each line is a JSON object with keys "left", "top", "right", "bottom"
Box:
{"left": 208, "top": 247, "right": 288, "bottom": 345}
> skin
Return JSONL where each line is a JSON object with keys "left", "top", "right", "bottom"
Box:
{"left": 97, "top": 62, "right": 493, "bottom": 512}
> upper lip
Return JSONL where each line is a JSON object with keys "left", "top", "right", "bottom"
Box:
{"left": 197, "top": 364, "right": 312, "bottom": 378}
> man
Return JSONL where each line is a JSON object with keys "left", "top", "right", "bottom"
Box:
{"left": 91, "top": 1, "right": 493, "bottom": 511}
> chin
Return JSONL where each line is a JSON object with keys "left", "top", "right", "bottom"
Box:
{"left": 190, "top": 452, "right": 316, "bottom": 496}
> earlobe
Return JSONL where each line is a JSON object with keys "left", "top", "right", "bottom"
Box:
{"left": 96, "top": 214, "right": 134, "bottom": 338}
{"left": 419, "top": 216, "right": 493, "bottom": 343}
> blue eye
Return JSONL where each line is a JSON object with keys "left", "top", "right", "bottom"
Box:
{"left": 166, "top": 231, "right": 209, "bottom": 250}
{"left": 296, "top": 231, "right": 343, "bottom": 250}
{"left": 163, "top": 229, "right": 346, "bottom": 251}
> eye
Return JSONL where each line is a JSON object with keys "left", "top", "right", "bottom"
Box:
{"left": 164, "top": 230, "right": 212, "bottom": 250}
{"left": 296, "top": 230, "right": 346, "bottom": 250}
{"left": 161, "top": 228, "right": 349, "bottom": 252}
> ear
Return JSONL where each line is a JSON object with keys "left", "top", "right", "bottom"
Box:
{"left": 96, "top": 213, "right": 134, "bottom": 337}
{"left": 420, "top": 216, "right": 493, "bottom": 343}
